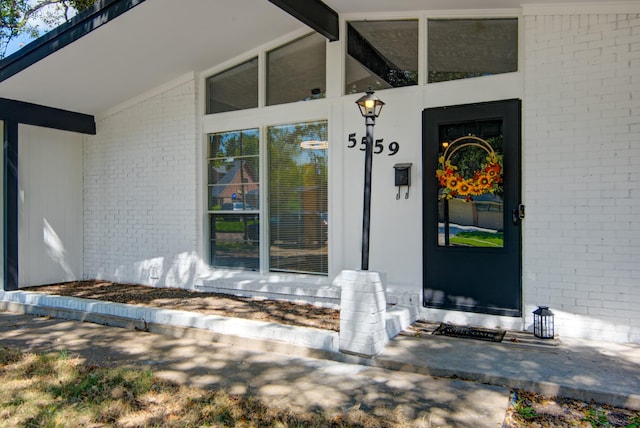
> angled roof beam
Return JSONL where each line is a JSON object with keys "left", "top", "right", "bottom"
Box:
{"left": 0, "top": 0, "right": 147, "bottom": 83}
{"left": 0, "top": 98, "right": 96, "bottom": 134}
{"left": 347, "top": 23, "right": 404, "bottom": 87}
{"left": 267, "top": 0, "right": 339, "bottom": 41}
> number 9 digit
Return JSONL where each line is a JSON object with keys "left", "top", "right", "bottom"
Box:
{"left": 388, "top": 141, "right": 399, "bottom": 156}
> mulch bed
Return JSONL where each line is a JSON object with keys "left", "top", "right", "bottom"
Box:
{"left": 26, "top": 281, "right": 340, "bottom": 332}
{"left": 504, "top": 390, "right": 640, "bottom": 427}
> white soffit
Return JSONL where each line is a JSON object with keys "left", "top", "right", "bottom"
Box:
{"left": 0, "top": 0, "right": 304, "bottom": 115}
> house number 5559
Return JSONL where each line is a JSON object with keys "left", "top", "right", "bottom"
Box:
{"left": 347, "top": 133, "right": 399, "bottom": 156}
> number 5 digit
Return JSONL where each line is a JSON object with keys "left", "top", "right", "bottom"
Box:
{"left": 360, "top": 136, "right": 367, "bottom": 151}
{"left": 374, "top": 139, "right": 384, "bottom": 154}
{"left": 347, "top": 133, "right": 356, "bottom": 148}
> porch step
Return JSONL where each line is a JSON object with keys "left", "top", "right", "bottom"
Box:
{"left": 385, "top": 304, "right": 419, "bottom": 339}
{"left": 402, "top": 320, "right": 561, "bottom": 348}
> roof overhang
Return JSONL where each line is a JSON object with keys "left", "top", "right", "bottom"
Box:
{"left": 0, "top": 0, "right": 313, "bottom": 116}
{"left": 0, "top": 0, "right": 631, "bottom": 118}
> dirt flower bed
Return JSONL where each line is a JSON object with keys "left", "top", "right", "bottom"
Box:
{"left": 28, "top": 281, "right": 340, "bottom": 332}
{"left": 504, "top": 390, "right": 640, "bottom": 427}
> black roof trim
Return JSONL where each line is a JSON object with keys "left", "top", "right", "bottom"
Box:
{"left": 0, "top": 0, "right": 146, "bottom": 83}
{"left": 268, "top": 0, "right": 339, "bottom": 42}
{"left": 0, "top": 98, "right": 96, "bottom": 134}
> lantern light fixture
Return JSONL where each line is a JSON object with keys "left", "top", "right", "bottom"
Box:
{"left": 533, "top": 306, "right": 555, "bottom": 339}
{"left": 356, "top": 90, "right": 385, "bottom": 118}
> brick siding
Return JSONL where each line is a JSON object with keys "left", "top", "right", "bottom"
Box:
{"left": 523, "top": 13, "right": 640, "bottom": 342}
{"left": 83, "top": 79, "right": 202, "bottom": 288}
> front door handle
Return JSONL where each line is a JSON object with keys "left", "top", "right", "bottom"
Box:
{"left": 512, "top": 204, "right": 525, "bottom": 225}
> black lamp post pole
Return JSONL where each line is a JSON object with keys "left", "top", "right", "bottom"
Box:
{"left": 361, "top": 114, "right": 375, "bottom": 271}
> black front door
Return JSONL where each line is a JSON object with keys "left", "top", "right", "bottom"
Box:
{"left": 423, "top": 99, "right": 522, "bottom": 317}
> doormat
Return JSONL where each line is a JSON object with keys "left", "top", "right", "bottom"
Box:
{"left": 433, "top": 323, "right": 506, "bottom": 343}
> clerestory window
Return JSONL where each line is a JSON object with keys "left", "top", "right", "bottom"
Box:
{"left": 345, "top": 20, "right": 419, "bottom": 94}
{"left": 427, "top": 18, "right": 518, "bottom": 83}
{"left": 267, "top": 32, "right": 327, "bottom": 106}
{"left": 206, "top": 58, "right": 258, "bottom": 114}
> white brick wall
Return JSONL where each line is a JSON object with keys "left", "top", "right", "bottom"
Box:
{"left": 523, "top": 13, "right": 640, "bottom": 342}
{"left": 83, "top": 78, "right": 203, "bottom": 288}
{"left": 75, "top": 10, "right": 640, "bottom": 344}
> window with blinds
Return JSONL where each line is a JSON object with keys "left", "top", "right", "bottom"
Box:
{"left": 268, "top": 120, "right": 328, "bottom": 275}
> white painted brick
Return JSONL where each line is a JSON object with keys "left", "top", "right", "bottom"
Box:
{"left": 338, "top": 270, "right": 389, "bottom": 356}
{"left": 524, "top": 13, "right": 640, "bottom": 343}
{"left": 83, "top": 78, "right": 201, "bottom": 288}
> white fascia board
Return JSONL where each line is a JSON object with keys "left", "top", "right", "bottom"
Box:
{"left": 341, "top": 9, "right": 521, "bottom": 21}
{"left": 522, "top": 2, "right": 640, "bottom": 15}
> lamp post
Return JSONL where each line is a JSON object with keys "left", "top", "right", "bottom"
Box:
{"left": 355, "top": 90, "right": 385, "bottom": 271}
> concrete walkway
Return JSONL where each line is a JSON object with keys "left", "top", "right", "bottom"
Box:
{"left": 1, "top": 291, "right": 639, "bottom": 424}
{"left": 379, "top": 328, "right": 640, "bottom": 411}
{"left": 0, "top": 312, "right": 508, "bottom": 427}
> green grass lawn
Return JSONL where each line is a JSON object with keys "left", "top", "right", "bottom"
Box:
{"left": 450, "top": 231, "right": 503, "bottom": 247}
{"left": 0, "top": 346, "right": 410, "bottom": 427}
{"left": 214, "top": 220, "right": 258, "bottom": 233}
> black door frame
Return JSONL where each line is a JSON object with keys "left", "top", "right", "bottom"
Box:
{"left": 422, "top": 99, "right": 522, "bottom": 317}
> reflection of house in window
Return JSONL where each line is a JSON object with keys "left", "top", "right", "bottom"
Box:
{"left": 439, "top": 193, "right": 503, "bottom": 231}
{"left": 209, "top": 160, "right": 259, "bottom": 209}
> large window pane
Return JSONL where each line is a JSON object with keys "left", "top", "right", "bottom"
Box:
{"left": 267, "top": 33, "right": 326, "bottom": 106}
{"left": 208, "top": 129, "right": 259, "bottom": 211}
{"left": 428, "top": 19, "right": 518, "bottom": 83}
{"left": 268, "top": 121, "right": 328, "bottom": 275}
{"left": 208, "top": 129, "right": 259, "bottom": 271}
{"left": 206, "top": 57, "right": 258, "bottom": 114}
{"left": 210, "top": 214, "right": 259, "bottom": 270}
{"left": 345, "top": 20, "right": 418, "bottom": 94}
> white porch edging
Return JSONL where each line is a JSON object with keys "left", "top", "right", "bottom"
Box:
{"left": 0, "top": 280, "right": 417, "bottom": 358}
{"left": 0, "top": 290, "right": 339, "bottom": 352}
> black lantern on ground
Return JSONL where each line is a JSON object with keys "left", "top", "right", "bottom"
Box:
{"left": 355, "top": 90, "right": 385, "bottom": 271}
{"left": 533, "top": 306, "right": 555, "bottom": 339}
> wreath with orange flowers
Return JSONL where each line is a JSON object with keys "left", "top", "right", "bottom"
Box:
{"left": 436, "top": 136, "right": 503, "bottom": 201}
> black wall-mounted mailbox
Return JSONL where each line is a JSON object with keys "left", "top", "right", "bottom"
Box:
{"left": 393, "top": 163, "right": 412, "bottom": 199}
{"left": 394, "top": 163, "right": 412, "bottom": 186}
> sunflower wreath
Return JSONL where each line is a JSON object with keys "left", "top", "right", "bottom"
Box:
{"left": 436, "top": 136, "right": 503, "bottom": 201}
